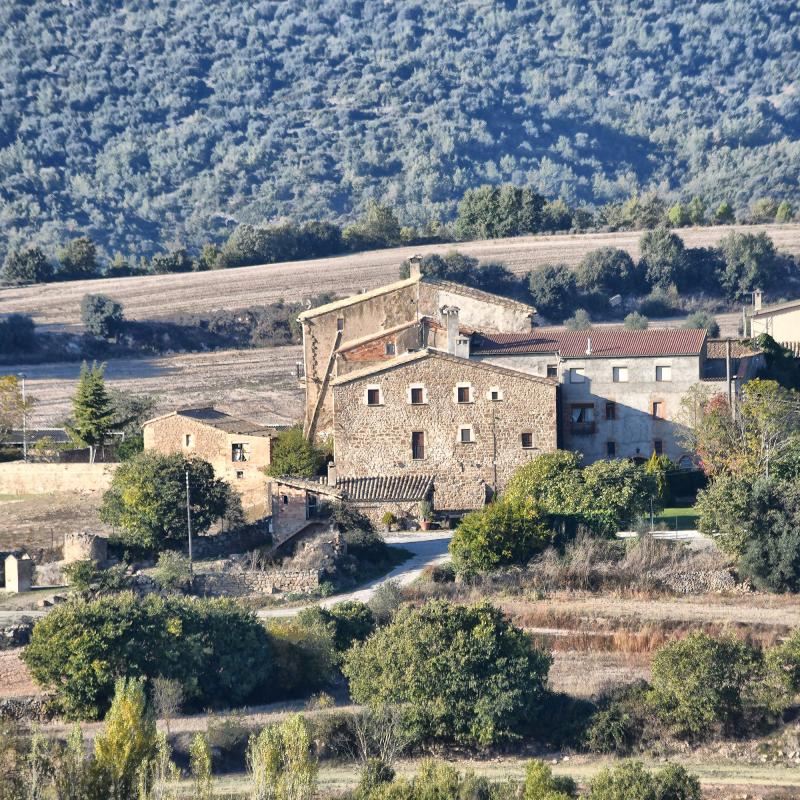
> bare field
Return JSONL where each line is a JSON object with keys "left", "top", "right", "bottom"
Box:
{"left": 8, "top": 346, "right": 304, "bottom": 428}
{"left": 2, "top": 224, "right": 798, "bottom": 332}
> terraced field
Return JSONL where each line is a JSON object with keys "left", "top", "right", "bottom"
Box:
{"left": 2, "top": 224, "right": 798, "bottom": 332}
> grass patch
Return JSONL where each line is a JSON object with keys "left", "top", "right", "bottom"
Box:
{"left": 653, "top": 506, "right": 699, "bottom": 531}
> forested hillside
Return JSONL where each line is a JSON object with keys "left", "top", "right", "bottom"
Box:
{"left": 1, "top": 1, "right": 799, "bottom": 261}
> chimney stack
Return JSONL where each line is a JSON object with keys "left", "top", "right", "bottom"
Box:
{"left": 327, "top": 462, "right": 337, "bottom": 488}
{"left": 408, "top": 254, "right": 423, "bottom": 280}
{"left": 585, "top": 335, "right": 592, "bottom": 356}
{"left": 753, "top": 289, "right": 763, "bottom": 312}
{"left": 441, "top": 305, "right": 460, "bottom": 355}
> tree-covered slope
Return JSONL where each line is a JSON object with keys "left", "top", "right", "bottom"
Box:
{"left": 1, "top": 1, "right": 799, "bottom": 260}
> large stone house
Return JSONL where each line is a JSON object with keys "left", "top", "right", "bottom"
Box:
{"left": 297, "top": 257, "right": 537, "bottom": 439}
{"left": 142, "top": 407, "right": 281, "bottom": 518}
{"left": 749, "top": 291, "right": 800, "bottom": 353}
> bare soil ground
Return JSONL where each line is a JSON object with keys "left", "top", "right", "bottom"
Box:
{"left": 2, "top": 224, "right": 797, "bottom": 333}
{"left": 8, "top": 346, "right": 304, "bottom": 428}
{"left": 0, "top": 492, "right": 103, "bottom": 552}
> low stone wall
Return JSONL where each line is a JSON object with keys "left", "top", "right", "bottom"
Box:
{"left": 195, "top": 566, "right": 321, "bottom": 596}
{"left": 188, "top": 522, "right": 272, "bottom": 559}
{"left": 0, "top": 462, "right": 117, "bottom": 495}
{"left": 0, "top": 696, "right": 53, "bottom": 722}
{"left": 0, "top": 620, "right": 34, "bottom": 650}
{"left": 657, "top": 568, "right": 737, "bottom": 594}
{"left": 63, "top": 532, "right": 108, "bottom": 563}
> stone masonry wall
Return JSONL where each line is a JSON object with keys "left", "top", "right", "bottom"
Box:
{"left": 0, "top": 462, "right": 117, "bottom": 495}
{"left": 195, "top": 566, "right": 321, "bottom": 596}
{"left": 333, "top": 352, "right": 558, "bottom": 511}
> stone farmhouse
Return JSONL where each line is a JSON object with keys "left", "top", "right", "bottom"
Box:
{"left": 142, "top": 407, "right": 282, "bottom": 518}
{"left": 749, "top": 290, "right": 800, "bottom": 354}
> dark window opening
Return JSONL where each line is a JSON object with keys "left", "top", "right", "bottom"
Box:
{"left": 654, "top": 439, "right": 663, "bottom": 455}
{"left": 652, "top": 401, "right": 664, "bottom": 420}
{"left": 336, "top": 318, "right": 344, "bottom": 332}
{"left": 367, "top": 388, "right": 381, "bottom": 406}
{"left": 460, "top": 427, "right": 473, "bottom": 443}
{"left": 457, "top": 386, "right": 470, "bottom": 403}
{"left": 605, "top": 402, "right": 616, "bottom": 421}
{"left": 606, "top": 441, "right": 616, "bottom": 458}
{"left": 307, "top": 493, "right": 319, "bottom": 519}
{"left": 385, "top": 341, "right": 396, "bottom": 356}
{"left": 521, "top": 432, "right": 534, "bottom": 449}
{"left": 490, "top": 389, "right": 501, "bottom": 401}
{"left": 570, "top": 404, "right": 595, "bottom": 435}
{"left": 410, "top": 387, "right": 424, "bottom": 404}
{"left": 412, "top": 431, "right": 425, "bottom": 460}
{"left": 546, "top": 364, "right": 558, "bottom": 378}
{"left": 235, "top": 470, "right": 244, "bottom": 479}
{"left": 281, "top": 494, "right": 288, "bottom": 505}
{"left": 231, "top": 442, "right": 249, "bottom": 462}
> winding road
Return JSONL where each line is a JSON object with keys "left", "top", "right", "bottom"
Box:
{"left": 258, "top": 531, "right": 452, "bottom": 618}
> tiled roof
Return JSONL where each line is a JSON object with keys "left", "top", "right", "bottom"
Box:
{"left": 423, "top": 277, "right": 536, "bottom": 314}
{"left": 6, "top": 428, "right": 70, "bottom": 446}
{"left": 337, "top": 474, "right": 434, "bottom": 502}
{"left": 706, "top": 339, "right": 762, "bottom": 359}
{"left": 144, "top": 407, "right": 278, "bottom": 437}
{"left": 471, "top": 327, "right": 707, "bottom": 358}
{"left": 750, "top": 297, "right": 800, "bottom": 318}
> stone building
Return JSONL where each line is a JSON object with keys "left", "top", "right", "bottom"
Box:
{"left": 749, "top": 291, "right": 800, "bottom": 353}
{"left": 298, "top": 257, "right": 537, "bottom": 439}
{"left": 471, "top": 327, "right": 761, "bottom": 465}
{"left": 331, "top": 349, "right": 558, "bottom": 512}
{"left": 143, "top": 407, "right": 281, "bottom": 518}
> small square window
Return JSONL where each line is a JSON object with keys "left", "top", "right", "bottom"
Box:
{"left": 521, "top": 432, "right": 534, "bottom": 449}
{"left": 336, "top": 317, "right": 344, "bottom": 332}
{"left": 654, "top": 439, "right": 663, "bottom": 455}
{"left": 457, "top": 385, "right": 471, "bottom": 403}
{"left": 546, "top": 364, "right": 558, "bottom": 378}
{"left": 652, "top": 401, "right": 664, "bottom": 420}
{"left": 612, "top": 366, "right": 628, "bottom": 383}
{"left": 367, "top": 388, "right": 381, "bottom": 406}
{"left": 656, "top": 365, "right": 671, "bottom": 382}
{"left": 231, "top": 442, "right": 250, "bottom": 462}
{"left": 606, "top": 441, "right": 616, "bottom": 458}
{"left": 459, "top": 426, "right": 474, "bottom": 443}
{"left": 410, "top": 387, "right": 424, "bottom": 405}
{"left": 235, "top": 470, "right": 244, "bottom": 479}
{"left": 605, "top": 402, "right": 616, "bottom": 421}
{"left": 569, "top": 368, "right": 585, "bottom": 384}
{"left": 385, "top": 341, "right": 396, "bottom": 356}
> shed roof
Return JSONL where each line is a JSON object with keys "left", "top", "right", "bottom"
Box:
{"left": 143, "top": 407, "right": 279, "bottom": 437}
{"left": 336, "top": 474, "right": 434, "bottom": 502}
{"left": 471, "top": 327, "right": 707, "bottom": 358}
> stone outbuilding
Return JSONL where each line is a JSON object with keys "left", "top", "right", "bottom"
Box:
{"left": 143, "top": 407, "right": 283, "bottom": 519}
{"left": 4, "top": 552, "right": 33, "bottom": 593}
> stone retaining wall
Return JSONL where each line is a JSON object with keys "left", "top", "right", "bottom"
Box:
{"left": 0, "top": 696, "right": 53, "bottom": 722}
{"left": 657, "top": 568, "right": 737, "bottom": 594}
{"left": 0, "top": 462, "right": 117, "bottom": 495}
{"left": 195, "top": 567, "right": 321, "bottom": 596}
{"left": 0, "top": 621, "right": 34, "bottom": 650}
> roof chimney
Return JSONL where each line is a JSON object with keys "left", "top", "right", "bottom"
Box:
{"left": 327, "top": 462, "right": 337, "bottom": 488}
{"left": 585, "top": 335, "right": 592, "bottom": 356}
{"left": 408, "top": 254, "right": 423, "bottom": 280}
{"left": 753, "top": 289, "right": 763, "bottom": 312}
{"left": 441, "top": 305, "right": 460, "bottom": 355}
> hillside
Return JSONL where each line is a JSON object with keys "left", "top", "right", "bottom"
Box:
{"left": 2, "top": 224, "right": 798, "bottom": 332}
{"left": 1, "top": 1, "right": 799, "bottom": 261}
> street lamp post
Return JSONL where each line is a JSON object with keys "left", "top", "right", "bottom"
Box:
{"left": 18, "top": 373, "right": 26, "bottom": 462}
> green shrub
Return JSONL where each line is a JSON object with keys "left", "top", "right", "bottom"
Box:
{"left": 343, "top": 600, "right": 551, "bottom": 745}
{"left": 449, "top": 499, "right": 552, "bottom": 576}
{"left": 368, "top": 580, "right": 405, "bottom": 625}
{"left": 266, "top": 425, "right": 327, "bottom": 477}
{"left": 22, "top": 593, "right": 271, "bottom": 719}
{"left": 153, "top": 551, "right": 193, "bottom": 592}
{"left": 648, "top": 632, "right": 768, "bottom": 738}
{"left": 587, "top": 762, "right": 700, "bottom": 800}
{"left": 523, "top": 760, "right": 576, "bottom": 800}
{"left": 265, "top": 617, "right": 336, "bottom": 698}
{"left": 63, "top": 560, "right": 131, "bottom": 598}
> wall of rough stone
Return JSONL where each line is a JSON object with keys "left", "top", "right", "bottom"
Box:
{"left": 333, "top": 352, "right": 558, "bottom": 511}
{"left": 143, "top": 414, "right": 271, "bottom": 518}
{"left": 63, "top": 532, "right": 107, "bottom": 564}
{"left": 0, "top": 462, "right": 116, "bottom": 495}
{"left": 195, "top": 566, "right": 321, "bottom": 596}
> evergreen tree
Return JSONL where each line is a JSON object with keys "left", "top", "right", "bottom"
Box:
{"left": 1, "top": 246, "right": 53, "bottom": 285}
{"left": 713, "top": 201, "right": 735, "bottom": 224}
{"left": 687, "top": 197, "right": 706, "bottom": 225}
{"left": 68, "top": 361, "right": 115, "bottom": 461}
{"left": 776, "top": 200, "right": 794, "bottom": 223}
{"left": 58, "top": 236, "right": 99, "bottom": 279}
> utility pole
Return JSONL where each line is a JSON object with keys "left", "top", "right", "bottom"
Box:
{"left": 185, "top": 468, "right": 193, "bottom": 576}
{"left": 18, "top": 373, "right": 26, "bottom": 462}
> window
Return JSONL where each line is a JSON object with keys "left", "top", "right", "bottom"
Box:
{"left": 521, "top": 432, "right": 534, "bottom": 449}
{"left": 488, "top": 387, "right": 503, "bottom": 401}
{"left": 656, "top": 365, "right": 672, "bottom": 382}
{"left": 652, "top": 401, "right": 664, "bottom": 420}
{"left": 411, "top": 431, "right": 425, "bottom": 460}
{"left": 570, "top": 404, "right": 595, "bottom": 434}
{"left": 235, "top": 470, "right": 244, "bottom": 479}
{"left": 456, "top": 384, "right": 472, "bottom": 403}
{"left": 366, "top": 387, "right": 382, "bottom": 406}
{"left": 654, "top": 439, "right": 663, "bottom": 455}
{"left": 546, "top": 364, "right": 558, "bottom": 378}
{"left": 569, "top": 367, "right": 585, "bottom": 384}
{"left": 385, "top": 341, "right": 396, "bottom": 356}
{"left": 281, "top": 494, "right": 289, "bottom": 505}
{"left": 410, "top": 386, "right": 424, "bottom": 405}
{"left": 605, "top": 402, "right": 616, "bottom": 421}
{"left": 231, "top": 442, "right": 250, "bottom": 462}
{"left": 612, "top": 366, "right": 628, "bottom": 383}
{"left": 459, "top": 426, "right": 474, "bottom": 443}
{"left": 184, "top": 434, "right": 193, "bottom": 447}
{"left": 606, "top": 441, "right": 616, "bottom": 458}
{"left": 306, "top": 493, "right": 318, "bottom": 519}
{"left": 336, "top": 317, "right": 344, "bottom": 332}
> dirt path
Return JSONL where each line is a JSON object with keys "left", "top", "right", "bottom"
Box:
{"left": 2, "top": 224, "right": 796, "bottom": 332}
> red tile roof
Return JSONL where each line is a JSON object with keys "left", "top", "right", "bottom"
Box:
{"left": 472, "top": 327, "right": 707, "bottom": 358}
